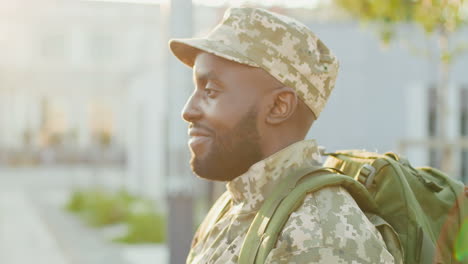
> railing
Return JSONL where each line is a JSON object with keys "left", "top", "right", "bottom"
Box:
{"left": 398, "top": 138, "right": 468, "bottom": 150}
{"left": 0, "top": 146, "right": 126, "bottom": 166}
{"left": 397, "top": 137, "right": 468, "bottom": 183}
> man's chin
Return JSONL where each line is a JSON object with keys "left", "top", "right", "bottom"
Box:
{"left": 190, "top": 157, "right": 239, "bottom": 182}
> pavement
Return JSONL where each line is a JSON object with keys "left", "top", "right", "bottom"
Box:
{"left": 0, "top": 191, "right": 70, "bottom": 264}
{"left": 0, "top": 166, "right": 168, "bottom": 264}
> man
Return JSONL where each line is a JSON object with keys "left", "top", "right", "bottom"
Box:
{"left": 169, "top": 7, "right": 395, "bottom": 263}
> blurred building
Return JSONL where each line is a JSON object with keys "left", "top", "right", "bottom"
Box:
{"left": 0, "top": 0, "right": 164, "bottom": 197}
{"left": 0, "top": 0, "right": 159, "bottom": 156}
{"left": 0, "top": 0, "right": 160, "bottom": 151}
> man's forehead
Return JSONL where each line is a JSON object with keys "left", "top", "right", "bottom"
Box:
{"left": 194, "top": 52, "right": 248, "bottom": 70}
{"left": 193, "top": 61, "right": 214, "bottom": 79}
{"left": 192, "top": 53, "right": 223, "bottom": 81}
{"left": 193, "top": 52, "right": 281, "bottom": 85}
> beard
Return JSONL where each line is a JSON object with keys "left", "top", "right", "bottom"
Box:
{"left": 190, "top": 108, "right": 263, "bottom": 182}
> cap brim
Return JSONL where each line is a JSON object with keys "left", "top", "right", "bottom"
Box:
{"left": 169, "top": 38, "right": 259, "bottom": 68}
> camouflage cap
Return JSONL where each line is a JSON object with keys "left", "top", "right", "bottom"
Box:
{"left": 169, "top": 7, "right": 339, "bottom": 118}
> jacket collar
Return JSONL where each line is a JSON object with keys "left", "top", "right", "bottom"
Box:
{"left": 226, "top": 139, "right": 322, "bottom": 213}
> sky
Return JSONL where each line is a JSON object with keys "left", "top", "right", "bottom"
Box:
{"left": 83, "top": 0, "right": 323, "bottom": 8}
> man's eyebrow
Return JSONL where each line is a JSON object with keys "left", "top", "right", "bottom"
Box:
{"left": 194, "top": 70, "right": 218, "bottom": 81}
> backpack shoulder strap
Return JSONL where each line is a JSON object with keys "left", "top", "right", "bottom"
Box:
{"left": 238, "top": 167, "right": 378, "bottom": 264}
{"left": 192, "top": 191, "right": 231, "bottom": 248}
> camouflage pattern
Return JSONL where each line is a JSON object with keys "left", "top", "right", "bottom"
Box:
{"left": 169, "top": 7, "right": 339, "bottom": 118}
{"left": 186, "top": 140, "right": 394, "bottom": 263}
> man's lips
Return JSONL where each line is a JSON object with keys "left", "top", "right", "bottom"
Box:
{"left": 188, "top": 135, "right": 211, "bottom": 152}
{"left": 188, "top": 128, "right": 211, "bottom": 137}
{"left": 188, "top": 127, "right": 212, "bottom": 151}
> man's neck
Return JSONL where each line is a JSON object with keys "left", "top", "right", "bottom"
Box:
{"left": 260, "top": 137, "right": 304, "bottom": 160}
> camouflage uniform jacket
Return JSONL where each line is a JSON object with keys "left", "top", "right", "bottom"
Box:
{"left": 187, "top": 140, "right": 395, "bottom": 264}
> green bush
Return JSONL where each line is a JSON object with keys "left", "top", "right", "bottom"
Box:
{"left": 114, "top": 209, "right": 166, "bottom": 244}
{"left": 64, "top": 188, "right": 166, "bottom": 243}
{"left": 81, "top": 190, "right": 128, "bottom": 227}
{"left": 65, "top": 190, "right": 87, "bottom": 212}
{"left": 65, "top": 188, "right": 134, "bottom": 227}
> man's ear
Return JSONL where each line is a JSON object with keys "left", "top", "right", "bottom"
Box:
{"left": 266, "top": 86, "right": 298, "bottom": 125}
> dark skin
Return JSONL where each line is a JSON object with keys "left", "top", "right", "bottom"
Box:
{"left": 182, "top": 52, "right": 315, "bottom": 181}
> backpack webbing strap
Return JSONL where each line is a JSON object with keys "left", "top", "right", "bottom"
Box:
{"left": 239, "top": 168, "right": 379, "bottom": 264}
{"left": 192, "top": 191, "right": 231, "bottom": 248}
{"left": 366, "top": 213, "right": 404, "bottom": 264}
{"left": 237, "top": 166, "right": 329, "bottom": 264}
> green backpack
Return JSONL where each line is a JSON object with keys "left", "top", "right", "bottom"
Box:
{"left": 238, "top": 150, "right": 467, "bottom": 264}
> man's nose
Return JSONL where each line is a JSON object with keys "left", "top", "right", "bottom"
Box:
{"left": 181, "top": 93, "right": 202, "bottom": 123}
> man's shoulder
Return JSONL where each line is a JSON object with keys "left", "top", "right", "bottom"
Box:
{"left": 268, "top": 186, "right": 393, "bottom": 262}
{"left": 278, "top": 186, "right": 377, "bottom": 248}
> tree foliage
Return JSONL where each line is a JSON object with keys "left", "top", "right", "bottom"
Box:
{"left": 334, "top": 0, "right": 467, "bottom": 43}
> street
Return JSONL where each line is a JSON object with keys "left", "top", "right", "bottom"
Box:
{"left": 0, "top": 166, "right": 168, "bottom": 264}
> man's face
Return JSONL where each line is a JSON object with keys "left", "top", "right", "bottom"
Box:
{"left": 182, "top": 52, "right": 272, "bottom": 181}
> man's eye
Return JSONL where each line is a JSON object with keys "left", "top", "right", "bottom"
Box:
{"left": 204, "top": 88, "right": 218, "bottom": 98}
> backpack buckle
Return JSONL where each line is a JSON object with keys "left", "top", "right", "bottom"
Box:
{"left": 357, "top": 164, "right": 377, "bottom": 188}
